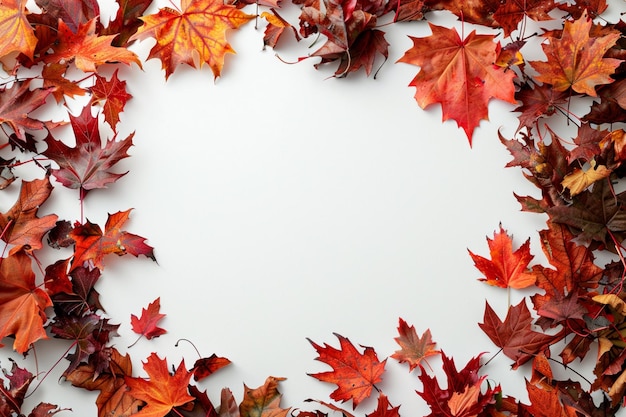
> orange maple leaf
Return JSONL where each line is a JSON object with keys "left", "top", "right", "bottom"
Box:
{"left": 240, "top": 376, "right": 291, "bottom": 417}
{"left": 70, "top": 209, "right": 155, "bottom": 271}
{"left": 131, "top": 0, "right": 255, "bottom": 79}
{"left": 0, "top": 252, "right": 52, "bottom": 354}
{"left": 0, "top": 0, "right": 37, "bottom": 59}
{"left": 391, "top": 318, "right": 439, "bottom": 371}
{"left": 125, "top": 353, "right": 194, "bottom": 417}
{"left": 0, "top": 176, "right": 58, "bottom": 255}
{"left": 530, "top": 10, "right": 622, "bottom": 96}
{"left": 398, "top": 23, "right": 516, "bottom": 145}
{"left": 308, "top": 333, "right": 386, "bottom": 409}
{"left": 468, "top": 224, "right": 536, "bottom": 289}
{"left": 45, "top": 18, "right": 141, "bottom": 73}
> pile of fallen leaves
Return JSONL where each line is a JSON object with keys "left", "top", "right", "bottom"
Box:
{"left": 0, "top": 0, "right": 625, "bottom": 416}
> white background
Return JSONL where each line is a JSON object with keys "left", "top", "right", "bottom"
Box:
{"left": 4, "top": 1, "right": 626, "bottom": 415}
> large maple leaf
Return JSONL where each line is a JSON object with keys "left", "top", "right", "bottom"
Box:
{"left": 530, "top": 10, "right": 622, "bottom": 96}
{"left": 44, "top": 18, "right": 141, "bottom": 73}
{"left": 398, "top": 23, "right": 516, "bottom": 145}
{"left": 70, "top": 209, "right": 155, "bottom": 271}
{"left": 468, "top": 224, "right": 536, "bottom": 289}
{"left": 0, "top": 252, "right": 52, "bottom": 354}
{"left": 240, "top": 376, "right": 290, "bottom": 417}
{"left": 0, "top": 0, "right": 37, "bottom": 59}
{"left": 308, "top": 333, "right": 386, "bottom": 408}
{"left": 125, "top": 353, "right": 194, "bottom": 417}
{"left": 0, "top": 176, "right": 58, "bottom": 255}
{"left": 43, "top": 105, "right": 133, "bottom": 197}
{"left": 131, "top": 0, "right": 255, "bottom": 79}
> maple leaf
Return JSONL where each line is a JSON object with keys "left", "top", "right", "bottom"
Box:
{"left": 391, "top": 318, "right": 439, "bottom": 371}
{"left": 417, "top": 352, "right": 499, "bottom": 417}
{"left": 0, "top": 0, "right": 37, "bottom": 59}
{"left": 385, "top": 0, "right": 427, "bottom": 22}
{"left": 44, "top": 18, "right": 141, "bottom": 73}
{"left": 125, "top": 353, "right": 194, "bottom": 417}
{"left": 70, "top": 209, "right": 156, "bottom": 271}
{"left": 0, "top": 252, "right": 52, "bottom": 353}
{"left": 522, "top": 382, "right": 579, "bottom": 417}
{"left": 493, "top": 0, "right": 556, "bottom": 38}
{"left": 260, "top": 9, "right": 300, "bottom": 49}
{"left": 90, "top": 70, "right": 132, "bottom": 131}
{"left": 365, "top": 393, "right": 399, "bottom": 417}
{"left": 131, "top": 0, "right": 255, "bottom": 79}
{"left": 424, "top": 0, "right": 499, "bottom": 27}
{"left": 561, "top": 160, "right": 611, "bottom": 197}
{"left": 398, "top": 23, "right": 516, "bottom": 144}
{"left": 51, "top": 264, "right": 103, "bottom": 316}
{"left": 240, "top": 376, "right": 290, "bottom": 417}
{"left": 0, "top": 81, "right": 55, "bottom": 140}
{"left": 43, "top": 105, "right": 133, "bottom": 197}
{"left": 42, "top": 63, "right": 88, "bottom": 103}
{"left": 129, "top": 297, "right": 167, "bottom": 346}
{"left": 530, "top": 11, "right": 622, "bottom": 97}
{"left": 66, "top": 347, "right": 144, "bottom": 417}
{"left": 0, "top": 176, "right": 58, "bottom": 255}
{"left": 34, "top": 0, "right": 99, "bottom": 33}
{"left": 192, "top": 354, "right": 231, "bottom": 381}
{"left": 513, "top": 82, "right": 569, "bottom": 132}
{"left": 308, "top": 333, "right": 386, "bottom": 408}
{"left": 0, "top": 361, "right": 34, "bottom": 415}
{"left": 479, "top": 300, "right": 559, "bottom": 368}
{"left": 101, "top": 0, "right": 154, "bottom": 47}
{"left": 468, "top": 224, "right": 536, "bottom": 289}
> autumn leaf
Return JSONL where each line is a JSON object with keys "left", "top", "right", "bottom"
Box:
{"left": 0, "top": 0, "right": 37, "bottom": 59}
{"left": 42, "top": 63, "right": 88, "bottom": 103}
{"left": 530, "top": 10, "right": 622, "bottom": 96}
{"left": 129, "top": 297, "right": 167, "bottom": 347}
{"left": 468, "top": 224, "right": 536, "bottom": 289}
{"left": 0, "top": 252, "right": 52, "bottom": 353}
{"left": 43, "top": 105, "right": 133, "bottom": 197}
{"left": 34, "top": 0, "right": 99, "bottom": 33}
{"left": 493, "top": 0, "right": 556, "bottom": 38}
{"left": 70, "top": 209, "right": 156, "bottom": 271}
{"left": 479, "top": 300, "right": 558, "bottom": 368}
{"left": 0, "top": 361, "right": 34, "bottom": 416}
{"left": 391, "top": 318, "right": 439, "bottom": 371}
{"left": 260, "top": 9, "right": 300, "bottom": 49}
{"left": 561, "top": 160, "right": 611, "bottom": 197}
{"left": 308, "top": 333, "right": 386, "bottom": 408}
{"left": 417, "top": 351, "right": 499, "bottom": 417}
{"left": 66, "top": 347, "right": 144, "bottom": 417}
{"left": 0, "top": 81, "right": 55, "bottom": 140}
{"left": 366, "top": 393, "right": 400, "bottom": 417}
{"left": 98, "top": 0, "right": 154, "bottom": 46}
{"left": 0, "top": 176, "right": 58, "bottom": 255}
{"left": 192, "top": 354, "right": 231, "bottom": 381}
{"left": 240, "top": 376, "right": 290, "bottom": 417}
{"left": 44, "top": 18, "right": 141, "bottom": 72}
{"left": 398, "top": 23, "right": 516, "bottom": 144}
{"left": 90, "top": 70, "right": 133, "bottom": 131}
{"left": 130, "top": 0, "right": 255, "bottom": 79}
{"left": 125, "top": 353, "right": 194, "bottom": 417}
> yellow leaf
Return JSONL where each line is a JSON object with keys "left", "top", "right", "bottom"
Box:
{"left": 561, "top": 160, "right": 611, "bottom": 196}
{"left": 0, "top": 0, "right": 37, "bottom": 59}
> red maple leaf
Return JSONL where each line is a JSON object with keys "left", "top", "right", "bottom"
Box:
{"left": 468, "top": 224, "right": 536, "bottom": 289}
{"left": 43, "top": 105, "right": 133, "bottom": 198}
{"left": 391, "top": 318, "right": 439, "bottom": 371}
{"left": 493, "top": 0, "right": 556, "bottom": 37}
{"left": 44, "top": 18, "right": 141, "bottom": 72}
{"left": 0, "top": 176, "right": 58, "bottom": 255}
{"left": 417, "top": 351, "right": 500, "bottom": 417}
{"left": 129, "top": 297, "right": 167, "bottom": 346}
{"left": 70, "top": 209, "right": 156, "bottom": 271}
{"left": 90, "top": 70, "right": 133, "bottom": 132}
{"left": 125, "top": 353, "right": 194, "bottom": 417}
{"left": 530, "top": 10, "right": 622, "bottom": 96}
{"left": 0, "top": 81, "right": 55, "bottom": 140}
{"left": 366, "top": 393, "right": 400, "bottom": 417}
{"left": 479, "top": 300, "right": 559, "bottom": 368}
{"left": 192, "top": 354, "right": 231, "bottom": 381}
{"left": 398, "top": 23, "right": 516, "bottom": 144}
{"left": 0, "top": 252, "right": 52, "bottom": 353}
{"left": 308, "top": 333, "right": 386, "bottom": 408}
